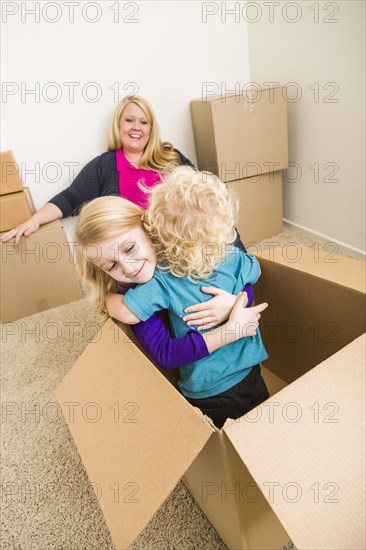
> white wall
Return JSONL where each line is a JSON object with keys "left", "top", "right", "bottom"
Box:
{"left": 3, "top": 2, "right": 365, "bottom": 252}
{"left": 247, "top": 0, "right": 365, "bottom": 253}
{"left": 1, "top": 0, "right": 250, "bottom": 211}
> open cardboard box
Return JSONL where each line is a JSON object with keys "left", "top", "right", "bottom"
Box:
{"left": 56, "top": 246, "right": 366, "bottom": 550}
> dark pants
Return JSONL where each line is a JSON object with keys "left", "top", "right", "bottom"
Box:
{"left": 185, "top": 364, "right": 269, "bottom": 429}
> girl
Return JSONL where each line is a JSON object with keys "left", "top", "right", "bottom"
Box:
{"left": 75, "top": 167, "right": 269, "bottom": 429}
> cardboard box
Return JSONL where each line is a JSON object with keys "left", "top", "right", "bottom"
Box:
{"left": 228, "top": 170, "right": 283, "bottom": 244}
{"left": 55, "top": 247, "right": 366, "bottom": 550}
{"left": 254, "top": 245, "right": 366, "bottom": 382}
{"left": 1, "top": 220, "right": 83, "bottom": 322}
{"left": 190, "top": 86, "right": 288, "bottom": 182}
{"left": 0, "top": 187, "right": 35, "bottom": 232}
{"left": 0, "top": 150, "right": 24, "bottom": 195}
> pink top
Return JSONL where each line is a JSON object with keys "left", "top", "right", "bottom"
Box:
{"left": 116, "top": 149, "right": 163, "bottom": 210}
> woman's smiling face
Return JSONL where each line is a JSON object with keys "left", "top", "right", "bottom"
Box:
{"left": 119, "top": 103, "right": 151, "bottom": 156}
{"left": 90, "top": 226, "right": 157, "bottom": 285}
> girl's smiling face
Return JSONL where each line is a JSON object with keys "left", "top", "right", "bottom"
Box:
{"left": 90, "top": 226, "right": 157, "bottom": 285}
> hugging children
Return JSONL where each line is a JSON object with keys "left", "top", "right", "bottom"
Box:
{"left": 75, "top": 166, "right": 269, "bottom": 429}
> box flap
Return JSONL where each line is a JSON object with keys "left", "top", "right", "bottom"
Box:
{"left": 191, "top": 87, "right": 283, "bottom": 103}
{"left": 256, "top": 245, "right": 365, "bottom": 293}
{"left": 223, "top": 335, "right": 366, "bottom": 550}
{"left": 56, "top": 319, "right": 213, "bottom": 549}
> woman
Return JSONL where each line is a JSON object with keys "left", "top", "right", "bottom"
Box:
{"left": 1, "top": 96, "right": 194, "bottom": 244}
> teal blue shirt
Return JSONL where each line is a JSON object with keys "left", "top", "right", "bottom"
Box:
{"left": 124, "top": 247, "right": 268, "bottom": 398}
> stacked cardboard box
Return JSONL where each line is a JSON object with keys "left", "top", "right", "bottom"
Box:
{"left": 0, "top": 150, "right": 36, "bottom": 232}
{"left": 56, "top": 246, "right": 366, "bottom": 550}
{"left": 190, "top": 87, "right": 288, "bottom": 244}
{"left": 0, "top": 151, "right": 83, "bottom": 322}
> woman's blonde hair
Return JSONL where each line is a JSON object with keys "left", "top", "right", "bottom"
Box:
{"left": 74, "top": 196, "right": 144, "bottom": 319}
{"left": 145, "top": 166, "right": 238, "bottom": 280}
{"left": 108, "top": 95, "right": 181, "bottom": 170}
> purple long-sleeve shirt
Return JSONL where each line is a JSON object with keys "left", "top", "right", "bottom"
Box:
{"left": 118, "top": 283, "right": 254, "bottom": 371}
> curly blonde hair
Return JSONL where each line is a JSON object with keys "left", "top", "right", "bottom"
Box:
{"left": 144, "top": 167, "right": 238, "bottom": 280}
{"left": 108, "top": 95, "right": 181, "bottom": 170}
{"left": 74, "top": 196, "right": 144, "bottom": 320}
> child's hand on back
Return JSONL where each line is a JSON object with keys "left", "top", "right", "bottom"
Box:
{"left": 227, "top": 293, "right": 268, "bottom": 338}
{"left": 183, "top": 286, "right": 248, "bottom": 330}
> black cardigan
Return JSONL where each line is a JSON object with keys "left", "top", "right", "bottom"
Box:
{"left": 49, "top": 149, "right": 195, "bottom": 217}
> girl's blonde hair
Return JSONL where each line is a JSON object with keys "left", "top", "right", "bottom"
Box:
{"left": 74, "top": 196, "right": 144, "bottom": 319}
{"left": 108, "top": 95, "right": 181, "bottom": 170}
{"left": 145, "top": 166, "right": 238, "bottom": 280}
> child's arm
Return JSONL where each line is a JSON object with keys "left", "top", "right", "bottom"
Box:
{"left": 105, "top": 292, "right": 142, "bottom": 325}
{"left": 183, "top": 251, "right": 260, "bottom": 330}
{"left": 202, "top": 294, "right": 268, "bottom": 352}
{"left": 131, "top": 298, "right": 267, "bottom": 370}
{"left": 183, "top": 283, "right": 254, "bottom": 330}
{"left": 109, "top": 280, "right": 266, "bottom": 369}
{"left": 132, "top": 313, "right": 209, "bottom": 370}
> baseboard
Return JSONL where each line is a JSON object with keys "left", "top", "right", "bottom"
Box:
{"left": 283, "top": 218, "right": 366, "bottom": 260}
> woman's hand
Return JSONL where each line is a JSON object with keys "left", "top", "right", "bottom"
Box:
{"left": 182, "top": 286, "right": 248, "bottom": 330}
{"left": 0, "top": 214, "right": 41, "bottom": 245}
{"left": 1, "top": 203, "right": 62, "bottom": 245}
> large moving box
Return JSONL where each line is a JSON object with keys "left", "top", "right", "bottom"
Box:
{"left": 191, "top": 87, "right": 288, "bottom": 243}
{"left": 1, "top": 220, "right": 83, "bottom": 322}
{"left": 228, "top": 171, "right": 283, "bottom": 245}
{"left": 56, "top": 246, "right": 365, "bottom": 550}
{"left": 190, "top": 86, "right": 288, "bottom": 183}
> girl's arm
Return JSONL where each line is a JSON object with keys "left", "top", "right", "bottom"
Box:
{"left": 110, "top": 291, "right": 267, "bottom": 370}
{"left": 183, "top": 283, "right": 254, "bottom": 330}
{"left": 114, "top": 285, "right": 210, "bottom": 369}
{"left": 105, "top": 292, "right": 142, "bottom": 324}
{"left": 132, "top": 313, "right": 209, "bottom": 370}
{"left": 109, "top": 281, "right": 253, "bottom": 330}
{"left": 202, "top": 294, "right": 267, "bottom": 353}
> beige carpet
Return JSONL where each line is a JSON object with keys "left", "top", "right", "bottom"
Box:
{"left": 1, "top": 228, "right": 360, "bottom": 549}
{"left": 1, "top": 298, "right": 230, "bottom": 549}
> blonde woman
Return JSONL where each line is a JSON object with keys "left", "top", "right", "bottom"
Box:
{"left": 1, "top": 96, "right": 193, "bottom": 244}
{"left": 75, "top": 167, "right": 269, "bottom": 429}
